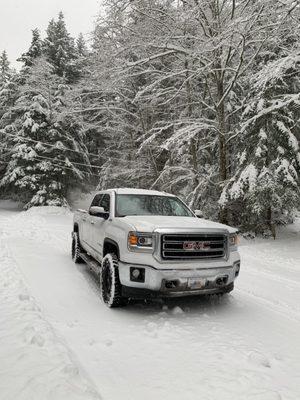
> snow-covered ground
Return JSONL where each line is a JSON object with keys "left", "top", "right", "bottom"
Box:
{"left": 0, "top": 201, "right": 300, "bottom": 400}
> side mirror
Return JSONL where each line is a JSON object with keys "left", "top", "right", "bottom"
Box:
{"left": 89, "top": 206, "right": 109, "bottom": 218}
{"left": 194, "top": 209, "right": 204, "bottom": 218}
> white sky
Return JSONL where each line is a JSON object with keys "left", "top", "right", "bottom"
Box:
{"left": 0, "top": 0, "right": 102, "bottom": 69}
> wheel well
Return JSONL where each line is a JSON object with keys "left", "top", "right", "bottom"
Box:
{"left": 103, "top": 239, "right": 120, "bottom": 259}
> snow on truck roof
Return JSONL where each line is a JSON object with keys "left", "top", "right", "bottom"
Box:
{"left": 106, "top": 188, "right": 175, "bottom": 197}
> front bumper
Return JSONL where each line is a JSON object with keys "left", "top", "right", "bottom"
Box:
{"left": 122, "top": 282, "right": 234, "bottom": 299}
{"left": 118, "top": 258, "right": 240, "bottom": 298}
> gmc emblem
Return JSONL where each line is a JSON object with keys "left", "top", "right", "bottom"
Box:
{"left": 183, "top": 241, "right": 210, "bottom": 251}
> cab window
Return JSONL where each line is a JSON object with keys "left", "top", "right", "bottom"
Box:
{"left": 99, "top": 194, "right": 110, "bottom": 213}
{"left": 90, "top": 194, "right": 102, "bottom": 207}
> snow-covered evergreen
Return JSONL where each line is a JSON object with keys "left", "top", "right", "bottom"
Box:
{"left": 18, "top": 29, "right": 42, "bottom": 68}
{"left": 221, "top": 52, "right": 300, "bottom": 235}
{"left": 0, "top": 51, "right": 10, "bottom": 85}
{"left": 0, "top": 57, "right": 90, "bottom": 207}
{"left": 0, "top": 51, "right": 17, "bottom": 181}
{"left": 43, "top": 12, "right": 79, "bottom": 83}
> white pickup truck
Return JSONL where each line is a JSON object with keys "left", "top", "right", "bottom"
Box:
{"left": 72, "top": 188, "right": 240, "bottom": 307}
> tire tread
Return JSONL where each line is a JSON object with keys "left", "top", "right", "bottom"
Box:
{"left": 101, "top": 253, "right": 127, "bottom": 308}
{"left": 72, "top": 232, "right": 84, "bottom": 263}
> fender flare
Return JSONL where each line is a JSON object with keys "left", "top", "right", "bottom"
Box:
{"left": 103, "top": 238, "right": 120, "bottom": 259}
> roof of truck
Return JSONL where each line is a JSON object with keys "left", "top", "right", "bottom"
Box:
{"left": 106, "top": 188, "right": 175, "bottom": 197}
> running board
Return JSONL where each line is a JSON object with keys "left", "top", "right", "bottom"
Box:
{"left": 80, "top": 253, "right": 101, "bottom": 276}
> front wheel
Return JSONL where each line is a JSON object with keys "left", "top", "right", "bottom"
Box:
{"left": 100, "top": 253, "right": 127, "bottom": 307}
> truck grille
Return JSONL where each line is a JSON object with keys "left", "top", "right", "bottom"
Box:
{"left": 161, "top": 233, "right": 227, "bottom": 260}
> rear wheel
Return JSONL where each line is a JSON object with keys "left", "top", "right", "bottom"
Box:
{"left": 71, "top": 232, "right": 84, "bottom": 263}
{"left": 100, "top": 253, "right": 127, "bottom": 307}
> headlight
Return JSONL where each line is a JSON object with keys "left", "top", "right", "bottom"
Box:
{"left": 229, "top": 233, "right": 239, "bottom": 249}
{"left": 128, "top": 232, "right": 154, "bottom": 251}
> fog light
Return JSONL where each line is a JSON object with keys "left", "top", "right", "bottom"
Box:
{"left": 132, "top": 269, "right": 140, "bottom": 279}
{"left": 130, "top": 267, "right": 145, "bottom": 282}
{"left": 216, "top": 275, "right": 228, "bottom": 286}
{"left": 165, "top": 280, "right": 179, "bottom": 289}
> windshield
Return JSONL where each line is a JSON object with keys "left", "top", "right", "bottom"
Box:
{"left": 115, "top": 194, "right": 194, "bottom": 217}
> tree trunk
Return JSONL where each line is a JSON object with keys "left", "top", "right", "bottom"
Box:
{"left": 216, "top": 78, "right": 228, "bottom": 223}
{"left": 267, "top": 206, "right": 276, "bottom": 240}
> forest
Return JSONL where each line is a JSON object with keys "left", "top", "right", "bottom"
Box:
{"left": 0, "top": 0, "right": 299, "bottom": 237}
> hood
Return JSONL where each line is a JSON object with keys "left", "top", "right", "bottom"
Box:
{"left": 122, "top": 215, "right": 237, "bottom": 234}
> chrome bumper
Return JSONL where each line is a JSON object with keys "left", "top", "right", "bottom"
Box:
{"left": 118, "top": 260, "right": 240, "bottom": 293}
{"left": 121, "top": 282, "right": 234, "bottom": 299}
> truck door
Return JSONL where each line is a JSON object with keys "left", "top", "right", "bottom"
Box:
{"left": 90, "top": 193, "right": 111, "bottom": 262}
{"left": 83, "top": 193, "right": 103, "bottom": 255}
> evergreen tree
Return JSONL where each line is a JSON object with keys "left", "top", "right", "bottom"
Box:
{"left": 76, "top": 33, "right": 88, "bottom": 57}
{"left": 73, "top": 33, "right": 89, "bottom": 80}
{"left": 0, "top": 51, "right": 17, "bottom": 182}
{"left": 0, "top": 50, "right": 14, "bottom": 117}
{"left": 220, "top": 53, "right": 300, "bottom": 236}
{"left": 43, "top": 12, "right": 78, "bottom": 82}
{"left": 0, "top": 57, "right": 90, "bottom": 207}
{"left": 0, "top": 51, "right": 10, "bottom": 85}
{"left": 18, "top": 29, "right": 42, "bottom": 67}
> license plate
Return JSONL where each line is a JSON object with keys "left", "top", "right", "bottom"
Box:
{"left": 188, "top": 278, "right": 206, "bottom": 290}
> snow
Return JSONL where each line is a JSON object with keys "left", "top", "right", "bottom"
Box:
{"left": 255, "top": 146, "right": 262, "bottom": 157}
{"left": 276, "top": 121, "right": 299, "bottom": 151}
{"left": 229, "top": 164, "right": 258, "bottom": 199}
{"left": 259, "top": 129, "right": 267, "bottom": 140}
{"left": 254, "top": 54, "right": 300, "bottom": 91}
{"left": 109, "top": 188, "right": 175, "bottom": 197}
{"left": 0, "top": 204, "right": 100, "bottom": 400}
{"left": 275, "top": 159, "right": 298, "bottom": 185}
{"left": 1, "top": 202, "right": 300, "bottom": 400}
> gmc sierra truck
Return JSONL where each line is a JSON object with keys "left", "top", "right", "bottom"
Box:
{"left": 72, "top": 188, "right": 240, "bottom": 307}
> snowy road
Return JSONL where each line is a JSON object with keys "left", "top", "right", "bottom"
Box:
{"left": 1, "top": 204, "right": 300, "bottom": 400}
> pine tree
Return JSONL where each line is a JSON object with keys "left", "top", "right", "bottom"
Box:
{"left": 18, "top": 29, "right": 42, "bottom": 67}
{"left": 0, "top": 51, "right": 17, "bottom": 181}
{"left": 220, "top": 52, "right": 300, "bottom": 236}
{"left": 0, "top": 51, "right": 10, "bottom": 85}
{"left": 76, "top": 33, "right": 88, "bottom": 57}
{"left": 73, "top": 33, "right": 89, "bottom": 80}
{"left": 43, "top": 12, "right": 78, "bottom": 82}
{"left": 0, "top": 50, "right": 13, "bottom": 114}
{"left": 0, "top": 57, "right": 90, "bottom": 207}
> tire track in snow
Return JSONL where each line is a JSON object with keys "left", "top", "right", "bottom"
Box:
{"left": 236, "top": 287, "right": 300, "bottom": 323}
{"left": 0, "top": 213, "right": 102, "bottom": 400}
{"left": 240, "top": 243, "right": 300, "bottom": 275}
{"left": 240, "top": 249, "right": 300, "bottom": 288}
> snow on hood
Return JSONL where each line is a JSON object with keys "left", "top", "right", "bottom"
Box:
{"left": 122, "top": 215, "right": 237, "bottom": 234}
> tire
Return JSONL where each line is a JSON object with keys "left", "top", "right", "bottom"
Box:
{"left": 100, "top": 253, "right": 127, "bottom": 307}
{"left": 222, "top": 282, "right": 234, "bottom": 294}
{"left": 71, "top": 231, "right": 84, "bottom": 263}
